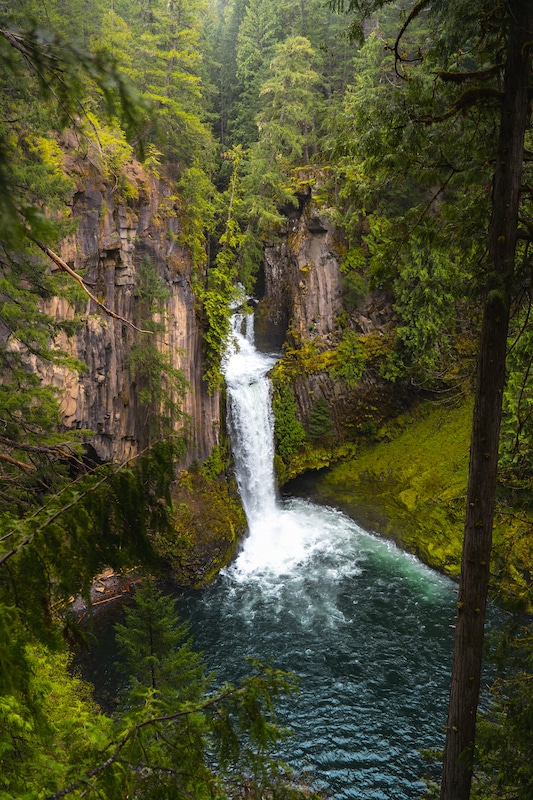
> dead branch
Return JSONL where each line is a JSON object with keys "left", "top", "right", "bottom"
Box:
{"left": 391, "top": 0, "right": 431, "bottom": 78}
{"left": 0, "top": 434, "right": 75, "bottom": 459}
{"left": 0, "top": 453, "right": 36, "bottom": 472}
{"left": 35, "top": 242, "right": 152, "bottom": 334}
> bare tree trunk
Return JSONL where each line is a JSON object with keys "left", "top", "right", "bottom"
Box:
{"left": 440, "top": 5, "right": 533, "bottom": 800}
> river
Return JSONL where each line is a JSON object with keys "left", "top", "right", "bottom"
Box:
{"left": 174, "top": 312, "right": 456, "bottom": 799}
{"left": 80, "top": 313, "right": 457, "bottom": 798}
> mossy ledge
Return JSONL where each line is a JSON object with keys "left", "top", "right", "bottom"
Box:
{"left": 293, "top": 400, "right": 471, "bottom": 578}
{"left": 151, "top": 468, "right": 247, "bottom": 589}
{"left": 286, "top": 398, "right": 533, "bottom": 608}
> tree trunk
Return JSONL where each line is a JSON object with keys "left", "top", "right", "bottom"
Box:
{"left": 440, "top": 5, "right": 533, "bottom": 800}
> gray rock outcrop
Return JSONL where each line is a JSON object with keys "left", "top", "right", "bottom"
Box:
{"left": 35, "top": 161, "right": 219, "bottom": 465}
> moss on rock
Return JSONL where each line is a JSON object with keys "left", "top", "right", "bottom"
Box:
{"left": 151, "top": 469, "right": 246, "bottom": 588}
{"left": 293, "top": 398, "right": 533, "bottom": 607}
{"left": 306, "top": 400, "right": 473, "bottom": 577}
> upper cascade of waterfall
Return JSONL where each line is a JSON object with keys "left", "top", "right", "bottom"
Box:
{"left": 222, "top": 312, "right": 279, "bottom": 529}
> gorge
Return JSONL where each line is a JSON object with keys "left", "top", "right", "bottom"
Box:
{"left": 1, "top": 1, "right": 532, "bottom": 798}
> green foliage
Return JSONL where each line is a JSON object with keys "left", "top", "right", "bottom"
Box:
{"left": 152, "top": 468, "right": 246, "bottom": 588}
{"left": 312, "top": 400, "right": 473, "bottom": 575}
{"left": 128, "top": 258, "right": 188, "bottom": 443}
{"left": 197, "top": 148, "right": 251, "bottom": 393}
{"left": 199, "top": 257, "right": 237, "bottom": 393}
{"left": 102, "top": 581, "right": 316, "bottom": 800}
{"left": 200, "top": 444, "right": 231, "bottom": 482}
{"left": 340, "top": 247, "right": 368, "bottom": 307}
{"left": 176, "top": 165, "right": 218, "bottom": 269}
{"left": 1, "top": 578, "right": 320, "bottom": 800}
{"left": 77, "top": 113, "right": 138, "bottom": 199}
{"left": 326, "top": 14, "right": 496, "bottom": 390}
{"left": 256, "top": 36, "right": 320, "bottom": 166}
{"left": 474, "top": 619, "right": 533, "bottom": 800}
{"left": 273, "top": 386, "right": 307, "bottom": 460}
{"left": 0, "top": 1, "right": 160, "bottom": 518}
{"left": 272, "top": 339, "right": 336, "bottom": 386}
{"left": 307, "top": 398, "right": 335, "bottom": 441}
{"left": 115, "top": 579, "right": 208, "bottom": 698}
{"left": 232, "top": 0, "right": 284, "bottom": 147}
{"left": 0, "top": 644, "right": 115, "bottom": 800}
{"left": 0, "top": 439, "right": 179, "bottom": 649}
{"left": 499, "top": 302, "right": 533, "bottom": 483}
{"left": 216, "top": 0, "right": 351, "bottom": 151}
{"left": 111, "top": 578, "right": 318, "bottom": 800}
{"left": 99, "top": 0, "right": 215, "bottom": 169}
{"left": 331, "top": 330, "right": 366, "bottom": 387}
{"left": 242, "top": 35, "right": 321, "bottom": 236}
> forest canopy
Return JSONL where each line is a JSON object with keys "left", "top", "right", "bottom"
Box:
{"left": 1, "top": 0, "right": 532, "bottom": 799}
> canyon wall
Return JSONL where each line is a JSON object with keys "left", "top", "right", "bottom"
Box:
{"left": 256, "top": 184, "right": 404, "bottom": 440}
{"left": 34, "top": 163, "right": 404, "bottom": 470}
{"left": 34, "top": 159, "right": 220, "bottom": 465}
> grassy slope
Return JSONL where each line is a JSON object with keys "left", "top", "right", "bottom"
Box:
{"left": 308, "top": 400, "right": 473, "bottom": 577}
{"left": 301, "top": 398, "right": 533, "bottom": 608}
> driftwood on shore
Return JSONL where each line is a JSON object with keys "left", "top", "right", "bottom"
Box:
{"left": 71, "top": 568, "right": 142, "bottom": 622}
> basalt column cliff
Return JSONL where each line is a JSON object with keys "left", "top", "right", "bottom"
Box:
{"left": 33, "top": 158, "right": 220, "bottom": 466}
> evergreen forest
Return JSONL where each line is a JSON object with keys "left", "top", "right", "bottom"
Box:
{"left": 1, "top": 0, "right": 532, "bottom": 798}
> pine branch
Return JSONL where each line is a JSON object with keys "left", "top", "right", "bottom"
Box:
{"left": 0, "top": 437, "right": 173, "bottom": 562}
{"left": 385, "top": 169, "right": 456, "bottom": 266}
{"left": 43, "top": 676, "right": 272, "bottom": 800}
{"left": 0, "top": 434, "right": 75, "bottom": 459}
{"left": 0, "top": 453, "right": 36, "bottom": 472}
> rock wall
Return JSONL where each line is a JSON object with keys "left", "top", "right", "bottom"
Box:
{"left": 256, "top": 197, "right": 343, "bottom": 349}
{"left": 256, "top": 184, "right": 407, "bottom": 439}
{"left": 33, "top": 162, "right": 405, "bottom": 470}
{"left": 35, "top": 160, "right": 220, "bottom": 465}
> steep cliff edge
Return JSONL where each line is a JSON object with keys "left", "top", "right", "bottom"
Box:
{"left": 256, "top": 182, "right": 413, "bottom": 466}
{"left": 34, "top": 157, "right": 220, "bottom": 466}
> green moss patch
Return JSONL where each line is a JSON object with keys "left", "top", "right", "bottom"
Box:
{"left": 152, "top": 470, "right": 246, "bottom": 588}
{"left": 491, "top": 506, "right": 533, "bottom": 610}
{"left": 310, "top": 400, "right": 473, "bottom": 576}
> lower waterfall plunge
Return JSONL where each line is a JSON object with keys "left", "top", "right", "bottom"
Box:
{"left": 177, "top": 313, "right": 457, "bottom": 798}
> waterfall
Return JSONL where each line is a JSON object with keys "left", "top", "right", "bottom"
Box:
{"left": 212, "top": 311, "right": 456, "bottom": 798}
{"left": 222, "top": 312, "right": 278, "bottom": 527}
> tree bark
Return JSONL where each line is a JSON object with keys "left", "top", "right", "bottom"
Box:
{"left": 440, "top": 5, "right": 533, "bottom": 800}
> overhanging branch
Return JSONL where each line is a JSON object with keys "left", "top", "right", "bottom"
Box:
{"left": 35, "top": 242, "right": 152, "bottom": 334}
{"left": 43, "top": 678, "right": 269, "bottom": 800}
{"left": 418, "top": 86, "right": 502, "bottom": 123}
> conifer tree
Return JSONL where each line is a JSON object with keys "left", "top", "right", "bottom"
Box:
{"left": 109, "top": 579, "right": 320, "bottom": 800}
{"left": 329, "top": 2, "right": 533, "bottom": 798}
{"left": 242, "top": 35, "right": 320, "bottom": 235}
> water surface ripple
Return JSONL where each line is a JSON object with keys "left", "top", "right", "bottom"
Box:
{"left": 178, "top": 473, "right": 455, "bottom": 798}
{"left": 186, "top": 312, "right": 457, "bottom": 798}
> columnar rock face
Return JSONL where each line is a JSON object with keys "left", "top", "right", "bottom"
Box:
{"left": 257, "top": 198, "right": 343, "bottom": 349}
{"left": 37, "top": 162, "right": 220, "bottom": 465}
{"left": 256, "top": 185, "right": 402, "bottom": 439}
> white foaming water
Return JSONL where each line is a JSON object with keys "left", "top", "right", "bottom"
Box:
{"left": 223, "top": 313, "right": 343, "bottom": 582}
{"left": 222, "top": 313, "right": 278, "bottom": 525}
{"left": 221, "top": 312, "right": 451, "bottom": 601}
